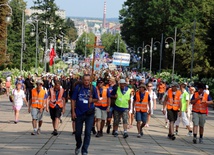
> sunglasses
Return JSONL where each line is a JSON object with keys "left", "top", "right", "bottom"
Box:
{"left": 148, "top": 86, "right": 152, "bottom": 87}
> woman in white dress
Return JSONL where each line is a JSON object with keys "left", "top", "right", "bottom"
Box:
{"left": 145, "top": 82, "right": 157, "bottom": 127}
{"left": 128, "top": 89, "right": 135, "bottom": 128}
{"left": 12, "top": 82, "right": 28, "bottom": 123}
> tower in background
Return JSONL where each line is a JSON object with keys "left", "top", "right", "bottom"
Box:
{"left": 102, "top": 1, "right": 106, "bottom": 28}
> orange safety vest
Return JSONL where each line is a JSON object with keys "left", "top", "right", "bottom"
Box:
{"left": 135, "top": 91, "right": 149, "bottom": 112}
{"left": 166, "top": 88, "right": 181, "bottom": 111}
{"left": 95, "top": 87, "right": 108, "bottom": 107}
{"left": 158, "top": 84, "right": 166, "bottom": 93}
{"left": 49, "top": 88, "right": 64, "bottom": 108}
{"left": 192, "top": 92, "right": 208, "bottom": 114}
{"left": 31, "top": 88, "right": 46, "bottom": 109}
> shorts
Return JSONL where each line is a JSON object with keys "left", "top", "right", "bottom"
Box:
{"left": 167, "top": 109, "right": 178, "bottom": 122}
{"left": 95, "top": 107, "right": 107, "bottom": 120}
{"left": 107, "top": 107, "right": 114, "bottom": 118}
{"left": 175, "top": 111, "right": 190, "bottom": 126}
{"left": 13, "top": 105, "right": 22, "bottom": 111}
{"left": 113, "top": 110, "right": 128, "bottom": 126}
{"left": 31, "top": 108, "right": 44, "bottom": 121}
{"left": 135, "top": 111, "right": 148, "bottom": 123}
{"left": 192, "top": 112, "right": 206, "bottom": 127}
{"left": 50, "top": 106, "right": 62, "bottom": 120}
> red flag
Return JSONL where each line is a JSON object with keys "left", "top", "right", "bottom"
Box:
{"left": 49, "top": 48, "right": 56, "bottom": 66}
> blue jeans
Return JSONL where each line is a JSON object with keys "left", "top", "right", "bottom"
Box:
{"left": 135, "top": 111, "right": 148, "bottom": 123}
{"left": 75, "top": 112, "right": 94, "bottom": 154}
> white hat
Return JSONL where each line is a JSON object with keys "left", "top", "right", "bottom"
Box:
{"left": 36, "top": 79, "right": 44, "bottom": 85}
{"left": 119, "top": 79, "right": 126, "bottom": 84}
{"left": 206, "top": 85, "right": 209, "bottom": 89}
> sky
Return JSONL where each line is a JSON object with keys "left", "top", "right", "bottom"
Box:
{"left": 25, "top": 0, "right": 126, "bottom": 18}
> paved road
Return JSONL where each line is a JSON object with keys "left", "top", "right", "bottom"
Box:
{"left": 0, "top": 94, "right": 214, "bottom": 155}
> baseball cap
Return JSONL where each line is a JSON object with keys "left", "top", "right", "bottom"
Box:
{"left": 139, "top": 84, "right": 147, "bottom": 89}
{"left": 171, "top": 82, "right": 178, "bottom": 87}
{"left": 119, "top": 79, "right": 126, "bottom": 84}
{"left": 97, "top": 78, "right": 103, "bottom": 83}
{"left": 36, "top": 79, "right": 44, "bottom": 85}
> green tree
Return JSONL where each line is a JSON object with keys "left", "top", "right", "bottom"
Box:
{"left": 32, "top": 0, "right": 77, "bottom": 60}
{"left": 75, "top": 32, "right": 95, "bottom": 57}
{"left": 101, "top": 33, "right": 127, "bottom": 56}
{"left": 0, "top": 0, "right": 11, "bottom": 68}
{"left": 119, "top": 0, "right": 214, "bottom": 77}
{"left": 6, "top": 0, "right": 37, "bottom": 70}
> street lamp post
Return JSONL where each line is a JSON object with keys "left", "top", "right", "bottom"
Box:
{"left": 190, "top": 19, "right": 196, "bottom": 79}
{"left": 38, "top": 30, "right": 48, "bottom": 72}
{"left": 25, "top": 18, "right": 39, "bottom": 73}
{"left": 0, "top": 3, "right": 13, "bottom": 55}
{"left": 153, "top": 33, "right": 164, "bottom": 73}
{"left": 165, "top": 27, "right": 177, "bottom": 80}
{"left": 20, "top": 12, "right": 36, "bottom": 73}
{"left": 144, "top": 38, "right": 153, "bottom": 74}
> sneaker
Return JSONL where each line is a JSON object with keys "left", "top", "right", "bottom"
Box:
{"left": 37, "top": 129, "right": 41, "bottom": 135}
{"left": 137, "top": 134, "right": 141, "bottom": 138}
{"left": 14, "top": 121, "right": 18, "bottom": 124}
{"left": 123, "top": 132, "right": 129, "bottom": 139}
{"left": 75, "top": 148, "right": 80, "bottom": 155}
{"left": 106, "top": 125, "right": 111, "bottom": 134}
{"left": 175, "top": 131, "right": 178, "bottom": 135}
{"left": 168, "top": 134, "right": 172, "bottom": 139}
{"left": 91, "top": 127, "right": 96, "bottom": 135}
{"left": 171, "top": 134, "right": 176, "bottom": 140}
{"left": 52, "top": 130, "right": 58, "bottom": 136}
{"left": 112, "top": 130, "right": 115, "bottom": 135}
{"left": 31, "top": 131, "right": 37, "bottom": 135}
{"left": 100, "top": 130, "right": 103, "bottom": 137}
{"left": 187, "top": 132, "right": 193, "bottom": 136}
{"left": 199, "top": 138, "right": 203, "bottom": 144}
{"left": 96, "top": 131, "right": 101, "bottom": 138}
{"left": 193, "top": 137, "right": 197, "bottom": 144}
{"left": 114, "top": 132, "right": 118, "bottom": 137}
{"left": 145, "top": 124, "right": 149, "bottom": 127}
{"left": 140, "top": 129, "right": 144, "bottom": 136}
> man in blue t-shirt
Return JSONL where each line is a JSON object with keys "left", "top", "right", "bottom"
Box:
{"left": 71, "top": 74, "right": 98, "bottom": 155}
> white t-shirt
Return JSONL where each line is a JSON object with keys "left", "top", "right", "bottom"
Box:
{"left": 13, "top": 89, "right": 26, "bottom": 106}
{"left": 148, "top": 90, "right": 157, "bottom": 104}
{"left": 204, "top": 90, "right": 210, "bottom": 95}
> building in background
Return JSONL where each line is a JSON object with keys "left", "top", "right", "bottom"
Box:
{"left": 25, "top": 8, "right": 66, "bottom": 19}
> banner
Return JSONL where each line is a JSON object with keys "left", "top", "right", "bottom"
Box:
{"left": 112, "top": 52, "right": 130, "bottom": 66}
{"left": 108, "top": 63, "right": 117, "bottom": 70}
